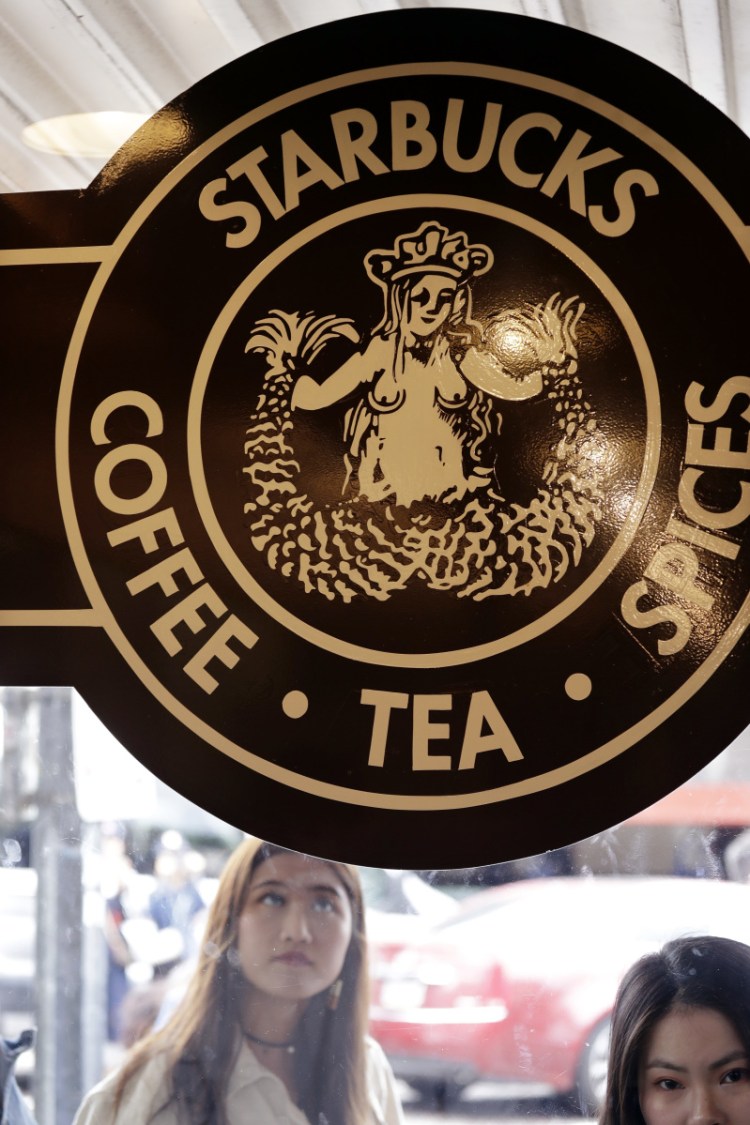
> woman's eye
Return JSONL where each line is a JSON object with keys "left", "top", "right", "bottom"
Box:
{"left": 258, "top": 891, "right": 285, "bottom": 906}
{"left": 722, "top": 1068, "right": 750, "bottom": 1085}
{"left": 656, "top": 1078, "right": 681, "bottom": 1091}
{"left": 312, "top": 896, "right": 336, "bottom": 913}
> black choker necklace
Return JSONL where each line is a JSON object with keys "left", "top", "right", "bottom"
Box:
{"left": 242, "top": 1027, "right": 295, "bottom": 1055}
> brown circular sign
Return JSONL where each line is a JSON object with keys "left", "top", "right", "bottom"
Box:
{"left": 54, "top": 10, "right": 750, "bottom": 866}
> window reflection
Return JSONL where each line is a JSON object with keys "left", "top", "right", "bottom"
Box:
{"left": 2, "top": 686, "right": 750, "bottom": 1123}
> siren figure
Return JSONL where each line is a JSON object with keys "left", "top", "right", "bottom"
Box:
{"left": 243, "top": 219, "right": 602, "bottom": 603}
{"left": 291, "top": 221, "right": 558, "bottom": 506}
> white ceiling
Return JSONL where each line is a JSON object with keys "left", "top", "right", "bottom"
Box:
{"left": 1, "top": 0, "right": 749, "bottom": 194}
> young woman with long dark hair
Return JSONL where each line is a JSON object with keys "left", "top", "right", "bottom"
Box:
{"left": 74, "top": 839, "right": 403, "bottom": 1125}
{"left": 601, "top": 935, "right": 750, "bottom": 1125}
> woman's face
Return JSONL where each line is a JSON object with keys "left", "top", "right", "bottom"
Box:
{"left": 638, "top": 1005, "right": 750, "bottom": 1125}
{"left": 405, "top": 273, "right": 458, "bottom": 338}
{"left": 235, "top": 851, "right": 354, "bottom": 1005}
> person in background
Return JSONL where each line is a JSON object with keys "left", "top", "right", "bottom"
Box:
{"left": 73, "top": 838, "right": 403, "bottom": 1125}
{"left": 0, "top": 1031, "right": 37, "bottom": 1125}
{"left": 600, "top": 934, "right": 750, "bottom": 1125}
{"left": 148, "top": 833, "right": 205, "bottom": 961}
{"left": 100, "top": 829, "right": 136, "bottom": 1042}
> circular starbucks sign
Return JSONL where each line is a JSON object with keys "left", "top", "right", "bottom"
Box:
{"left": 57, "top": 10, "right": 750, "bottom": 866}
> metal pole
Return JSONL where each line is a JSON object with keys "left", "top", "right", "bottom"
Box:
{"left": 81, "top": 822, "right": 106, "bottom": 1097}
{"left": 0, "top": 687, "right": 33, "bottom": 840}
{"left": 32, "top": 687, "right": 84, "bottom": 1125}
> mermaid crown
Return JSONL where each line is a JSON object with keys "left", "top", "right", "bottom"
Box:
{"left": 365, "top": 221, "right": 493, "bottom": 286}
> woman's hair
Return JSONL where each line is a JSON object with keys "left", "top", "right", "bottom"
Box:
{"left": 601, "top": 935, "right": 750, "bottom": 1125}
{"left": 115, "top": 838, "right": 370, "bottom": 1125}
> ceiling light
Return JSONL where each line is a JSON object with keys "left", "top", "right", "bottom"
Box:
{"left": 22, "top": 112, "right": 150, "bottom": 159}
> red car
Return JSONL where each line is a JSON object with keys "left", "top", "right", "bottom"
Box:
{"left": 369, "top": 876, "right": 750, "bottom": 1110}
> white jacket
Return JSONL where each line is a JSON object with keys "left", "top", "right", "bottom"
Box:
{"left": 73, "top": 1036, "right": 404, "bottom": 1125}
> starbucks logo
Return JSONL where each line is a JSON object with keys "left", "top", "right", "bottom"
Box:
{"left": 192, "top": 203, "right": 656, "bottom": 663}
{"left": 46, "top": 10, "right": 750, "bottom": 865}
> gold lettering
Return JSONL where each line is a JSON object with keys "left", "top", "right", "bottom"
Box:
{"left": 183, "top": 615, "right": 259, "bottom": 694}
{"left": 127, "top": 546, "right": 203, "bottom": 598}
{"left": 458, "top": 691, "right": 523, "bottom": 769}
{"left": 498, "top": 111, "right": 560, "bottom": 188}
{"left": 151, "top": 582, "right": 228, "bottom": 657}
{"left": 361, "top": 688, "right": 409, "bottom": 767}
{"left": 94, "top": 443, "right": 168, "bottom": 517}
{"left": 391, "top": 100, "right": 437, "bottom": 172}
{"left": 412, "top": 694, "right": 452, "bottom": 771}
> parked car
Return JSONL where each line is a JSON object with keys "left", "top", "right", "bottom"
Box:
{"left": 369, "top": 875, "right": 750, "bottom": 1111}
{"left": 361, "top": 868, "right": 458, "bottom": 971}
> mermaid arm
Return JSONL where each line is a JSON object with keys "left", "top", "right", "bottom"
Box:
{"left": 291, "top": 335, "right": 392, "bottom": 411}
{"left": 459, "top": 345, "right": 543, "bottom": 401}
{"left": 459, "top": 296, "right": 585, "bottom": 402}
